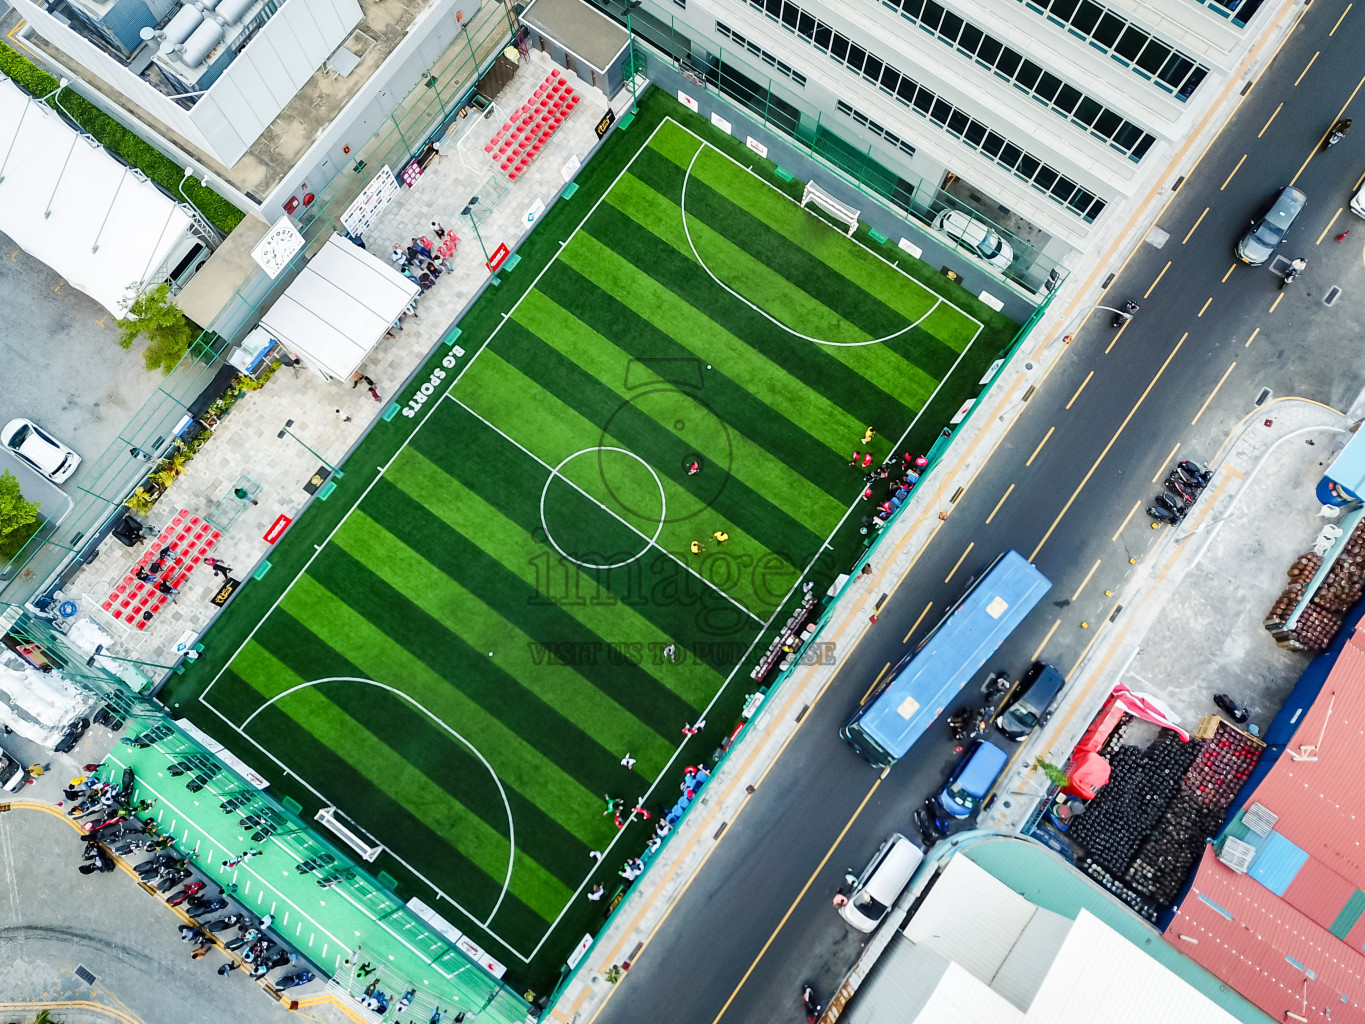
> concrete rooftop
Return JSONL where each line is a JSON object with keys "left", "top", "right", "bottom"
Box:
{"left": 20, "top": 0, "right": 431, "bottom": 204}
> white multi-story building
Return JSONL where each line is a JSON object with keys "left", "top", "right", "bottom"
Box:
{"left": 607, "top": 0, "right": 1280, "bottom": 284}
{"left": 9, "top": 0, "right": 515, "bottom": 217}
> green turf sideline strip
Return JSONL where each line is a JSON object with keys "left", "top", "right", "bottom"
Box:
{"left": 231, "top": 693, "right": 560, "bottom": 938}
{"left": 267, "top": 574, "right": 615, "bottom": 838}
{"left": 556, "top": 227, "right": 929, "bottom": 437}
{"left": 385, "top": 443, "right": 744, "bottom": 705}
{"left": 509, "top": 286, "right": 850, "bottom": 511}
{"left": 333, "top": 509, "right": 678, "bottom": 770}
{"left": 235, "top": 616, "right": 596, "bottom": 891}
{"left": 226, "top": 643, "right": 572, "bottom": 920}
{"left": 453, "top": 339, "right": 816, "bottom": 604}
{"left": 647, "top": 119, "right": 982, "bottom": 343}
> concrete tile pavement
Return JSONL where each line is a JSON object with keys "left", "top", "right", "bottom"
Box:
{"left": 53, "top": 51, "right": 614, "bottom": 676}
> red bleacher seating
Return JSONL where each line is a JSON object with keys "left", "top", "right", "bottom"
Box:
{"left": 102, "top": 510, "right": 220, "bottom": 630}
{"left": 485, "top": 70, "right": 579, "bottom": 179}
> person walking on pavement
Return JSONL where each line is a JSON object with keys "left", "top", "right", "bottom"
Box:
{"left": 26, "top": 764, "right": 46, "bottom": 777}
{"left": 205, "top": 558, "right": 234, "bottom": 579}
{"left": 335, "top": 408, "right": 352, "bottom": 422}
{"left": 233, "top": 487, "right": 258, "bottom": 506}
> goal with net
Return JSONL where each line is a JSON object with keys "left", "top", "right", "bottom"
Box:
{"left": 315, "top": 806, "right": 385, "bottom": 862}
{"left": 801, "top": 182, "right": 860, "bottom": 236}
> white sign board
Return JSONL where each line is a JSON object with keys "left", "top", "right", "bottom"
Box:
{"left": 340, "top": 165, "right": 400, "bottom": 237}
{"left": 746, "top": 137, "right": 769, "bottom": 159}
{"left": 523, "top": 197, "right": 546, "bottom": 228}
{"left": 710, "top": 112, "right": 733, "bottom": 134}
{"left": 561, "top": 154, "right": 582, "bottom": 182}
{"left": 249, "top": 216, "right": 305, "bottom": 278}
{"left": 677, "top": 90, "right": 699, "bottom": 112}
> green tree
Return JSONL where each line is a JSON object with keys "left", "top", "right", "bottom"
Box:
{"left": 0, "top": 470, "right": 40, "bottom": 538}
{"left": 1034, "top": 758, "right": 1070, "bottom": 789}
{"left": 116, "top": 284, "right": 197, "bottom": 374}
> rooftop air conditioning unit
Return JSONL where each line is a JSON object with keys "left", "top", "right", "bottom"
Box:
{"left": 1217, "top": 836, "right": 1257, "bottom": 874}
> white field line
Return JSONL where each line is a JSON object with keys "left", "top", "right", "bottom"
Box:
{"left": 445, "top": 394, "right": 763, "bottom": 625}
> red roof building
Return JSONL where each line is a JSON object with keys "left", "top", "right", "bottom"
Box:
{"left": 1165, "top": 622, "right": 1365, "bottom": 1024}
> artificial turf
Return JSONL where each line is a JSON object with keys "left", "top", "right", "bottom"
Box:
{"left": 168, "top": 94, "right": 1020, "bottom": 988}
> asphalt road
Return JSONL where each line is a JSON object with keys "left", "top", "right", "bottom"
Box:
{"left": 594, "top": 6, "right": 1365, "bottom": 1023}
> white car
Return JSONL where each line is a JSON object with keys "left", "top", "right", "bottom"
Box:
{"left": 0, "top": 746, "right": 23, "bottom": 792}
{"left": 933, "top": 210, "right": 1015, "bottom": 271}
{"left": 1, "top": 418, "right": 81, "bottom": 483}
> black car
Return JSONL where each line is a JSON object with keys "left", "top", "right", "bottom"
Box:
{"left": 995, "top": 662, "right": 1066, "bottom": 741}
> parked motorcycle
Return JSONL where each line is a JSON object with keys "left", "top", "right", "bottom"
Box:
{"left": 276, "top": 971, "right": 314, "bottom": 991}
{"left": 1146, "top": 504, "right": 1178, "bottom": 524}
{"left": 1214, "top": 693, "right": 1250, "bottom": 724}
{"left": 1111, "top": 299, "right": 1140, "bottom": 327}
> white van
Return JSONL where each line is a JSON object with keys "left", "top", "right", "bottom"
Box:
{"left": 838, "top": 832, "right": 924, "bottom": 933}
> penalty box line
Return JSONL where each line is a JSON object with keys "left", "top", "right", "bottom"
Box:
{"left": 442, "top": 394, "right": 763, "bottom": 626}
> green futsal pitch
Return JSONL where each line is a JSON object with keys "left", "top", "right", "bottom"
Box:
{"left": 186, "top": 103, "right": 1010, "bottom": 978}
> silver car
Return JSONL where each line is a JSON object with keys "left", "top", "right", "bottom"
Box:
{"left": 0, "top": 747, "right": 23, "bottom": 792}
{"left": 1, "top": 418, "right": 81, "bottom": 483}
{"left": 1236, "top": 186, "right": 1307, "bottom": 265}
{"left": 933, "top": 210, "right": 1015, "bottom": 271}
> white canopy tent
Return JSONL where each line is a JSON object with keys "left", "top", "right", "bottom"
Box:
{"left": 259, "top": 233, "right": 420, "bottom": 381}
{"left": 0, "top": 75, "right": 203, "bottom": 316}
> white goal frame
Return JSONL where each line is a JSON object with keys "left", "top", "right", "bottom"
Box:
{"left": 801, "top": 182, "right": 860, "bottom": 236}
{"left": 316, "top": 805, "right": 385, "bottom": 862}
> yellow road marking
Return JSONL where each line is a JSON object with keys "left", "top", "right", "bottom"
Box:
{"left": 1182, "top": 208, "right": 1209, "bottom": 245}
{"left": 1026, "top": 427, "right": 1054, "bottom": 467}
{"left": 1029, "top": 333, "right": 1187, "bottom": 562}
{"left": 1153, "top": 442, "right": 1180, "bottom": 483}
{"left": 708, "top": 776, "right": 883, "bottom": 1024}
{"left": 1070, "top": 558, "right": 1102, "bottom": 602}
{"left": 1066, "top": 371, "right": 1093, "bottom": 410}
{"left": 985, "top": 483, "right": 1014, "bottom": 525}
{"left": 1191, "top": 361, "right": 1236, "bottom": 425}
{"left": 1259, "top": 103, "right": 1283, "bottom": 137}
{"left": 1221, "top": 264, "right": 1236, "bottom": 283}
{"left": 1145, "top": 261, "right": 1171, "bottom": 297}
{"left": 1031, "top": 619, "right": 1061, "bottom": 662}
{"left": 1316, "top": 208, "right": 1343, "bottom": 244}
{"left": 1197, "top": 296, "right": 1212, "bottom": 317}
{"left": 1294, "top": 51, "right": 1318, "bottom": 86}
{"left": 1220, "top": 154, "right": 1247, "bottom": 190}
{"left": 1112, "top": 500, "right": 1143, "bottom": 542}
{"left": 945, "top": 542, "right": 974, "bottom": 584}
{"left": 860, "top": 662, "right": 892, "bottom": 706}
{"left": 1331, "top": 3, "right": 1352, "bottom": 34}
{"left": 6, "top": 19, "right": 39, "bottom": 58}
{"left": 903, "top": 600, "right": 934, "bottom": 644}
{"left": 1292, "top": 73, "right": 1365, "bottom": 186}
{"left": 1269, "top": 291, "right": 1285, "bottom": 313}
{"left": 1244, "top": 326, "right": 1260, "bottom": 348}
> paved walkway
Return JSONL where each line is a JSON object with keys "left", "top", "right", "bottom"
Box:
{"left": 53, "top": 49, "right": 612, "bottom": 680}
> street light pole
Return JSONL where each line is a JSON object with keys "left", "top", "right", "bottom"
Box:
{"left": 87, "top": 644, "right": 186, "bottom": 672}
{"left": 277, "top": 419, "right": 345, "bottom": 480}
{"left": 624, "top": 0, "right": 643, "bottom": 116}
{"left": 461, "top": 198, "right": 498, "bottom": 281}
